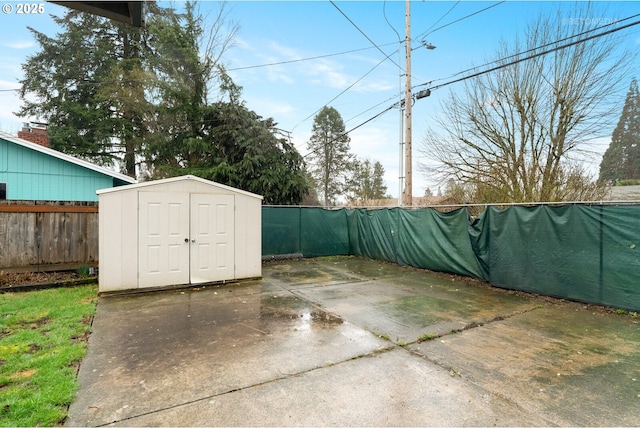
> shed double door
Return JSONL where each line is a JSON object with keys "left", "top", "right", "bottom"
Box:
{"left": 138, "top": 192, "right": 234, "bottom": 288}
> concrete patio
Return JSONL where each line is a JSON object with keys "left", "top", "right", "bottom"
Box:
{"left": 66, "top": 257, "right": 640, "bottom": 426}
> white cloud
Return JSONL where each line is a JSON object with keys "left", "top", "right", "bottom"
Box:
{"left": 265, "top": 66, "right": 295, "bottom": 85}
{"left": 266, "top": 41, "right": 301, "bottom": 61}
{"left": 0, "top": 79, "right": 20, "bottom": 90}
{"left": 0, "top": 91, "right": 24, "bottom": 132}
{"left": 0, "top": 40, "right": 34, "bottom": 49}
{"left": 305, "top": 60, "right": 350, "bottom": 89}
{"left": 245, "top": 96, "right": 295, "bottom": 119}
{"left": 229, "top": 36, "right": 395, "bottom": 98}
{"left": 354, "top": 79, "right": 395, "bottom": 93}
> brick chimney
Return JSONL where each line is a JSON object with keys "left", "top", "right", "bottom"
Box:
{"left": 18, "top": 122, "right": 50, "bottom": 148}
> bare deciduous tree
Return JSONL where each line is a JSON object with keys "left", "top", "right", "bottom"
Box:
{"left": 420, "top": 4, "right": 636, "bottom": 203}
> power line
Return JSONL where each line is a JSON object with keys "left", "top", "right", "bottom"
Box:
{"left": 345, "top": 93, "right": 400, "bottom": 124}
{"left": 420, "top": 16, "right": 640, "bottom": 93}
{"left": 225, "top": 43, "right": 396, "bottom": 71}
{"left": 422, "top": 12, "right": 640, "bottom": 88}
{"left": 303, "top": 15, "right": 640, "bottom": 161}
{"left": 296, "top": 1, "right": 507, "bottom": 133}
{"left": 293, "top": 55, "right": 390, "bottom": 131}
{"left": 417, "top": 1, "right": 460, "bottom": 41}
{"left": 13, "top": 6, "right": 638, "bottom": 168}
{"left": 21, "top": 13, "right": 637, "bottom": 164}
{"left": 382, "top": 0, "right": 403, "bottom": 75}
{"left": 330, "top": 0, "right": 401, "bottom": 71}
{"left": 415, "top": 1, "right": 505, "bottom": 44}
{"left": 292, "top": 1, "right": 403, "bottom": 131}
{"left": 219, "top": 2, "right": 500, "bottom": 74}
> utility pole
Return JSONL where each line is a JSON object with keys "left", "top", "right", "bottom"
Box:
{"left": 397, "top": 42, "right": 404, "bottom": 207}
{"left": 403, "top": 0, "right": 413, "bottom": 207}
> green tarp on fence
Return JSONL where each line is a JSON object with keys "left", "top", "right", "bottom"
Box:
{"left": 476, "top": 205, "right": 640, "bottom": 310}
{"left": 262, "top": 207, "right": 350, "bottom": 257}
{"left": 262, "top": 205, "right": 640, "bottom": 310}
{"left": 476, "top": 205, "right": 603, "bottom": 303}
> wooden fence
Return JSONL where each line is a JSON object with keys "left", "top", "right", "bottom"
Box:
{"left": 0, "top": 201, "right": 98, "bottom": 271}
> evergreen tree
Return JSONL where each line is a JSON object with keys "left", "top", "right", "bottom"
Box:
{"left": 18, "top": 3, "right": 309, "bottom": 204}
{"left": 599, "top": 78, "right": 640, "bottom": 184}
{"left": 148, "top": 74, "right": 309, "bottom": 205}
{"left": 18, "top": 2, "right": 234, "bottom": 178}
{"left": 306, "top": 106, "right": 352, "bottom": 206}
{"left": 349, "top": 159, "right": 387, "bottom": 202}
{"left": 18, "top": 9, "right": 152, "bottom": 176}
{"left": 371, "top": 161, "right": 387, "bottom": 199}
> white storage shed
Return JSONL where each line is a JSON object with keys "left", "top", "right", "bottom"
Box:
{"left": 97, "top": 175, "right": 263, "bottom": 293}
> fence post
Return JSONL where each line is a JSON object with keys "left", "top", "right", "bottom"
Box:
{"left": 599, "top": 205, "right": 604, "bottom": 303}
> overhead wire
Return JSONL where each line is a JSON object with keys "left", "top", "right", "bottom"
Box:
{"left": 8, "top": 0, "right": 508, "bottom": 128}
{"left": 302, "top": 14, "right": 640, "bottom": 159}
{"left": 49, "top": 13, "right": 634, "bottom": 99}
{"left": 416, "top": 1, "right": 460, "bottom": 42}
{"left": 329, "top": 0, "right": 401, "bottom": 71}
{"left": 415, "top": 1, "right": 506, "bottom": 44}
{"left": 298, "top": 0, "right": 508, "bottom": 133}
{"left": 421, "top": 11, "right": 640, "bottom": 88}
{"left": 418, "top": 16, "right": 640, "bottom": 93}
{"left": 383, "top": 0, "right": 404, "bottom": 77}
{"left": 292, "top": 1, "right": 403, "bottom": 131}
{"left": 345, "top": 93, "right": 400, "bottom": 124}
{"left": 20, "top": 16, "right": 637, "bottom": 158}
{"left": 294, "top": 55, "right": 390, "bottom": 130}
{"left": 225, "top": 43, "right": 396, "bottom": 71}
{"left": 226, "top": 1, "right": 496, "bottom": 74}
{"left": 14, "top": 3, "right": 635, "bottom": 166}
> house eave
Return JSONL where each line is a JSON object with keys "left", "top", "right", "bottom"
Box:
{"left": 0, "top": 131, "right": 137, "bottom": 185}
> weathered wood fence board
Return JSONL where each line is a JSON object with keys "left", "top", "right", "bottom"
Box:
{"left": 0, "top": 201, "right": 98, "bottom": 270}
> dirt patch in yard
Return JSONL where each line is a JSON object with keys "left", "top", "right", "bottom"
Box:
{"left": 0, "top": 271, "right": 93, "bottom": 289}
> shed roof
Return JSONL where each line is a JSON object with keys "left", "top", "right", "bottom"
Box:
{"left": 0, "top": 131, "right": 136, "bottom": 185}
{"left": 96, "top": 175, "right": 264, "bottom": 200}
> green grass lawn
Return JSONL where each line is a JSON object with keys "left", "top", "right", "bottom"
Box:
{"left": 0, "top": 285, "right": 98, "bottom": 426}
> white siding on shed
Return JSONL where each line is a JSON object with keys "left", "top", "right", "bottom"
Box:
{"left": 97, "top": 175, "right": 263, "bottom": 293}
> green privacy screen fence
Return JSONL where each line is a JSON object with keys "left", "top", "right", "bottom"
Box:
{"left": 262, "top": 205, "right": 640, "bottom": 311}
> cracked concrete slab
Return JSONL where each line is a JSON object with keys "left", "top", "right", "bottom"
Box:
{"left": 112, "top": 348, "right": 551, "bottom": 427}
{"left": 66, "top": 257, "right": 640, "bottom": 426}
{"left": 411, "top": 304, "right": 640, "bottom": 426}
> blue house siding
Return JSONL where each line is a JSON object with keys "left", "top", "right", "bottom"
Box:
{"left": 0, "top": 136, "right": 134, "bottom": 201}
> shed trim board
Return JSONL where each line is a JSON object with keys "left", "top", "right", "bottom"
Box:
{"left": 98, "top": 175, "right": 262, "bottom": 293}
{"left": 96, "top": 174, "right": 258, "bottom": 199}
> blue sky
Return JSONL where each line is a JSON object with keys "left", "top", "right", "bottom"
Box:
{"left": 1, "top": 1, "right": 639, "bottom": 197}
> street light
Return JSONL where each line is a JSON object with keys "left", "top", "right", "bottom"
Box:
{"left": 422, "top": 41, "right": 437, "bottom": 50}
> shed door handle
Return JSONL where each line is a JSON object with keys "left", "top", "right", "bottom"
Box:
{"left": 184, "top": 238, "right": 189, "bottom": 243}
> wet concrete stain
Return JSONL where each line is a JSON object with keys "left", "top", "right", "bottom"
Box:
{"left": 412, "top": 302, "right": 640, "bottom": 426}
{"left": 258, "top": 294, "right": 344, "bottom": 328}
{"left": 67, "top": 257, "right": 640, "bottom": 426}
